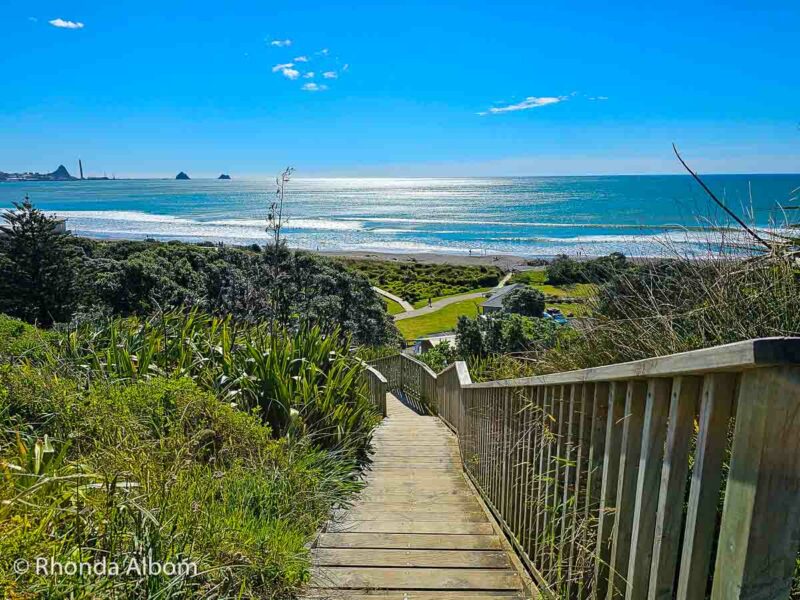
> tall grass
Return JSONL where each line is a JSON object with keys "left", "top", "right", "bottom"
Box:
{"left": 0, "top": 311, "right": 381, "bottom": 598}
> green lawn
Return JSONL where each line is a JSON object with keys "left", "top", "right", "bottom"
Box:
{"left": 537, "top": 283, "right": 596, "bottom": 298}
{"left": 411, "top": 287, "right": 493, "bottom": 309}
{"left": 509, "top": 270, "right": 595, "bottom": 298}
{"left": 549, "top": 302, "right": 591, "bottom": 317}
{"left": 382, "top": 297, "right": 405, "bottom": 315}
{"left": 397, "top": 297, "right": 484, "bottom": 340}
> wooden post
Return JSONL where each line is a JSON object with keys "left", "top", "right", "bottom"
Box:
{"left": 711, "top": 366, "right": 800, "bottom": 600}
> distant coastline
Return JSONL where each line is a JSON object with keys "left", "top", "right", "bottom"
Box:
{"left": 2, "top": 175, "right": 797, "bottom": 259}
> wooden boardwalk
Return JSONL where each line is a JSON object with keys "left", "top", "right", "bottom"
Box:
{"left": 308, "top": 393, "right": 527, "bottom": 599}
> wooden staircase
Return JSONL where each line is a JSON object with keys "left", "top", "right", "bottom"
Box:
{"left": 308, "top": 392, "right": 528, "bottom": 599}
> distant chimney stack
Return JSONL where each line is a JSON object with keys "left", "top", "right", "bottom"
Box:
{"left": 78, "top": 159, "right": 84, "bottom": 180}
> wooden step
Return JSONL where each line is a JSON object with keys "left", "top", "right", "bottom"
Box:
{"left": 310, "top": 567, "right": 522, "bottom": 590}
{"left": 313, "top": 549, "right": 510, "bottom": 569}
{"left": 327, "top": 521, "right": 494, "bottom": 534}
{"left": 316, "top": 533, "right": 503, "bottom": 550}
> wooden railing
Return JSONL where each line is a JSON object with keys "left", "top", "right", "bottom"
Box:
{"left": 360, "top": 363, "right": 388, "bottom": 417}
{"left": 369, "top": 339, "right": 800, "bottom": 600}
{"left": 370, "top": 353, "right": 436, "bottom": 414}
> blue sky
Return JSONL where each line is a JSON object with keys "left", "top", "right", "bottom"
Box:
{"left": 1, "top": 1, "right": 798, "bottom": 177}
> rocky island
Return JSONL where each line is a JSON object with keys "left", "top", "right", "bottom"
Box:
{"left": 218, "top": 173, "right": 231, "bottom": 180}
{"left": 0, "top": 165, "right": 77, "bottom": 182}
{"left": 175, "top": 172, "right": 190, "bottom": 180}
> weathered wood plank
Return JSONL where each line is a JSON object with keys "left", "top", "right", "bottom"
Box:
{"left": 310, "top": 567, "right": 523, "bottom": 590}
{"left": 316, "top": 533, "right": 503, "bottom": 550}
{"left": 711, "top": 366, "right": 800, "bottom": 600}
{"left": 304, "top": 592, "right": 524, "bottom": 599}
{"left": 593, "top": 381, "right": 626, "bottom": 600}
{"left": 329, "top": 519, "right": 495, "bottom": 535}
{"left": 313, "top": 548, "right": 511, "bottom": 568}
{"left": 675, "top": 373, "right": 736, "bottom": 600}
{"left": 648, "top": 376, "right": 701, "bottom": 600}
{"left": 625, "top": 378, "right": 671, "bottom": 598}
{"left": 607, "top": 380, "right": 647, "bottom": 599}
{"left": 341, "top": 510, "right": 486, "bottom": 522}
{"left": 466, "top": 338, "right": 800, "bottom": 388}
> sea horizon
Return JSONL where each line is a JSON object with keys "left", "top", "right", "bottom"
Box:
{"left": 2, "top": 174, "right": 799, "bottom": 258}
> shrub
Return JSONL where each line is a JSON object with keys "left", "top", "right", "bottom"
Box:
{"left": 0, "top": 352, "right": 366, "bottom": 598}
{"left": 52, "top": 310, "right": 381, "bottom": 459}
{"left": 502, "top": 286, "right": 545, "bottom": 317}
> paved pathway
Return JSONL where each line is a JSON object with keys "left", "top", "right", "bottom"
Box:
{"left": 373, "top": 286, "right": 415, "bottom": 312}
{"left": 308, "top": 393, "right": 526, "bottom": 598}
{"left": 394, "top": 272, "right": 514, "bottom": 321}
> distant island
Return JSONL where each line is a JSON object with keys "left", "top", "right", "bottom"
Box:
{"left": 218, "top": 173, "right": 231, "bottom": 180}
{"left": 175, "top": 172, "right": 190, "bottom": 180}
{"left": 0, "top": 165, "right": 77, "bottom": 182}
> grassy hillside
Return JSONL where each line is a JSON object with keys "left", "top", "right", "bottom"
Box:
{"left": 0, "top": 312, "right": 379, "bottom": 598}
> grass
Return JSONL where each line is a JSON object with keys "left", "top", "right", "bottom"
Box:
{"left": 510, "top": 271, "right": 596, "bottom": 299}
{"left": 397, "top": 297, "right": 484, "bottom": 340}
{"left": 0, "top": 311, "right": 378, "bottom": 598}
{"left": 549, "top": 302, "right": 591, "bottom": 317}
{"left": 411, "top": 287, "right": 493, "bottom": 309}
{"left": 341, "top": 258, "right": 502, "bottom": 303}
{"left": 382, "top": 297, "right": 405, "bottom": 315}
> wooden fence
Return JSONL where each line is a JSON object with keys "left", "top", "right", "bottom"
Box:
{"left": 360, "top": 363, "right": 388, "bottom": 417}
{"left": 368, "top": 339, "right": 800, "bottom": 599}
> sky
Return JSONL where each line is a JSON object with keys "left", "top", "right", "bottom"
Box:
{"left": 1, "top": 0, "right": 798, "bottom": 178}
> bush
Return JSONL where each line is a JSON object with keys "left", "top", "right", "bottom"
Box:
{"left": 343, "top": 259, "right": 502, "bottom": 303}
{"left": 0, "top": 371, "right": 362, "bottom": 598}
{"left": 539, "top": 255, "right": 800, "bottom": 371}
{"left": 52, "top": 310, "right": 381, "bottom": 459}
{"left": 2, "top": 207, "right": 399, "bottom": 346}
{"left": 502, "top": 286, "right": 545, "bottom": 317}
{"left": 456, "top": 312, "right": 560, "bottom": 357}
{"left": 546, "top": 252, "right": 629, "bottom": 285}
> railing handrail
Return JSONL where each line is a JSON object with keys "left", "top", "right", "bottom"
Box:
{"left": 467, "top": 337, "right": 800, "bottom": 388}
{"left": 399, "top": 351, "right": 439, "bottom": 378}
{"left": 366, "top": 339, "right": 800, "bottom": 599}
{"left": 362, "top": 363, "right": 388, "bottom": 385}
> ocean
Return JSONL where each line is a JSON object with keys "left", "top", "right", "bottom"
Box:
{"left": 1, "top": 175, "right": 798, "bottom": 257}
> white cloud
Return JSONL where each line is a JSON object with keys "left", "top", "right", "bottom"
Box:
{"left": 302, "top": 82, "right": 328, "bottom": 92}
{"left": 49, "top": 18, "right": 84, "bottom": 29}
{"left": 322, "top": 71, "right": 337, "bottom": 79}
{"left": 342, "top": 63, "right": 350, "bottom": 72}
{"left": 317, "top": 48, "right": 329, "bottom": 56}
{"left": 303, "top": 71, "right": 315, "bottom": 79}
{"left": 294, "top": 56, "right": 309, "bottom": 62}
{"left": 272, "top": 63, "right": 299, "bottom": 79}
{"left": 270, "top": 39, "right": 292, "bottom": 47}
{"left": 589, "top": 96, "right": 609, "bottom": 101}
{"left": 481, "top": 95, "right": 566, "bottom": 115}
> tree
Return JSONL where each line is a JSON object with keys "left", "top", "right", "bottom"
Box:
{"left": 0, "top": 197, "right": 80, "bottom": 326}
{"left": 455, "top": 315, "right": 484, "bottom": 357}
{"left": 502, "top": 285, "right": 545, "bottom": 317}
